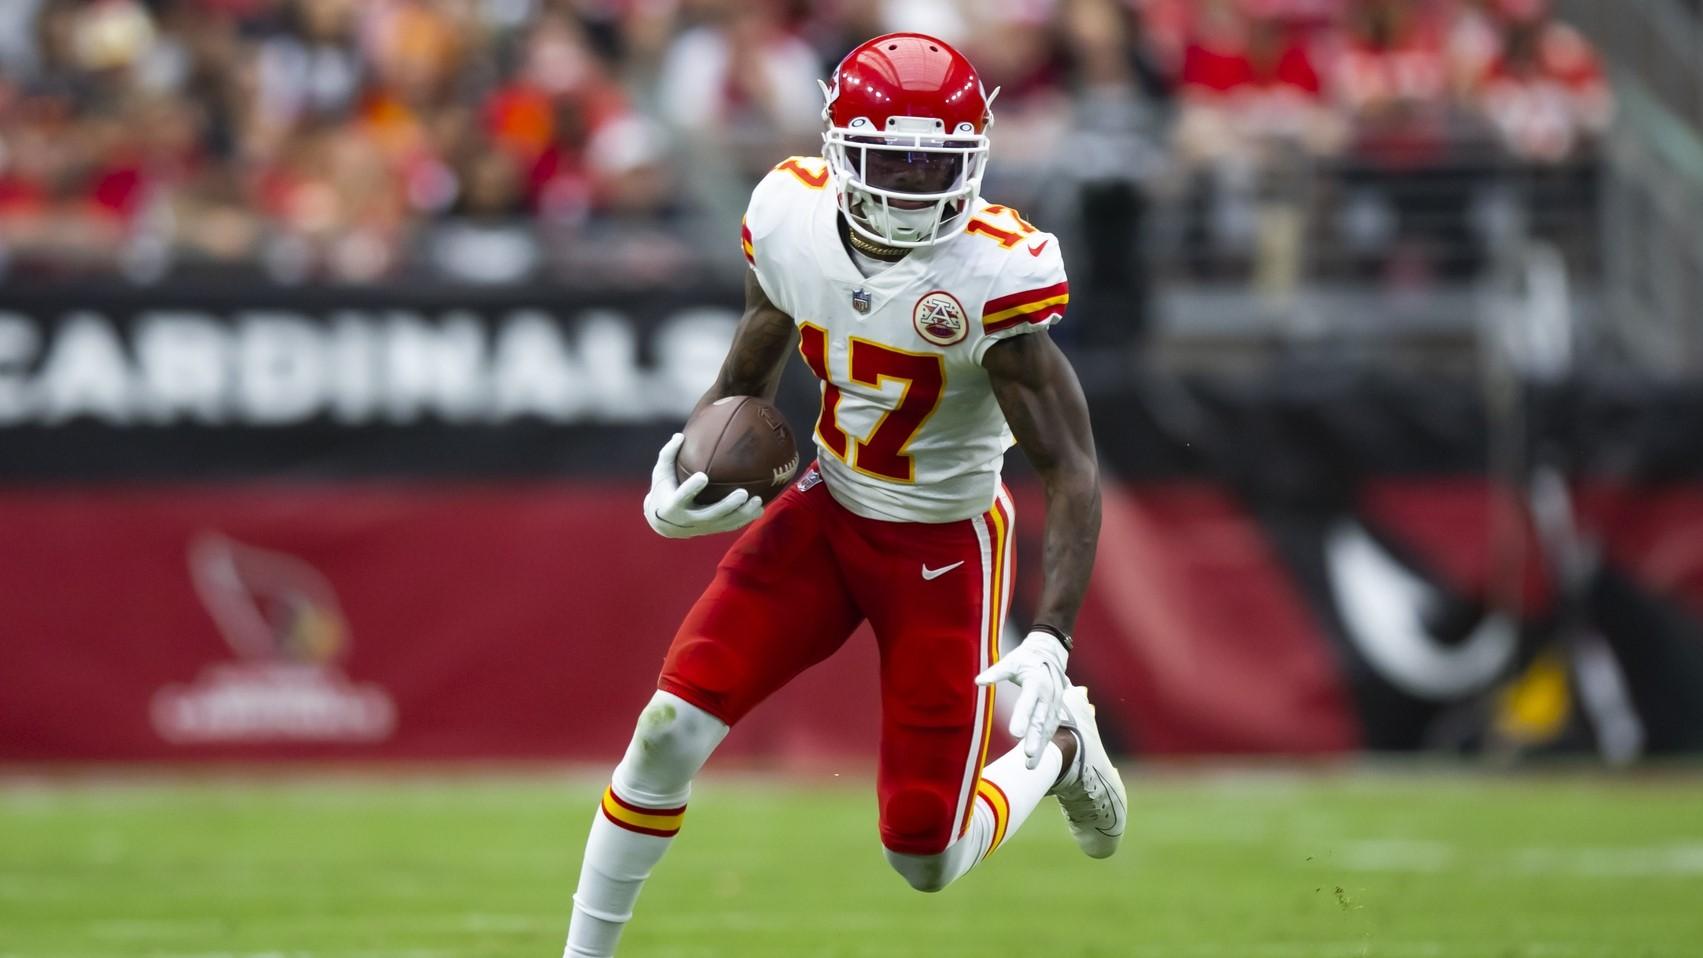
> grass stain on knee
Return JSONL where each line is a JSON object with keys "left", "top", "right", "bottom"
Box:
{"left": 638, "top": 702, "right": 678, "bottom": 752}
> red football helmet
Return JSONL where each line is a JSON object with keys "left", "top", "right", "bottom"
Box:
{"left": 820, "top": 33, "right": 998, "bottom": 248}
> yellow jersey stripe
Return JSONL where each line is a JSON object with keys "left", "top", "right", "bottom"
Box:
{"left": 983, "top": 293, "right": 1070, "bottom": 329}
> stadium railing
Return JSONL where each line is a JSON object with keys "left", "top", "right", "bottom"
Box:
{"left": 1555, "top": 0, "right": 1703, "bottom": 373}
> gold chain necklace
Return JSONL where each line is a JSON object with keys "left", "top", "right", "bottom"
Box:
{"left": 846, "top": 228, "right": 908, "bottom": 261}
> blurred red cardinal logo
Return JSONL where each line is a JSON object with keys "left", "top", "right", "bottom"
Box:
{"left": 189, "top": 534, "right": 349, "bottom": 666}
{"left": 152, "top": 534, "right": 394, "bottom": 745}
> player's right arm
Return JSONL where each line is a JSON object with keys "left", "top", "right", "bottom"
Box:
{"left": 691, "top": 268, "right": 799, "bottom": 416}
{"left": 645, "top": 272, "right": 796, "bottom": 539}
{"left": 644, "top": 167, "right": 803, "bottom": 539}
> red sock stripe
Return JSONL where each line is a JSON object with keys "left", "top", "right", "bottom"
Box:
{"left": 600, "top": 786, "right": 687, "bottom": 837}
{"left": 977, "top": 779, "right": 1012, "bottom": 859}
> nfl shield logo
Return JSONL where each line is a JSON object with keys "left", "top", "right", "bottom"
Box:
{"left": 850, "top": 288, "right": 872, "bottom": 314}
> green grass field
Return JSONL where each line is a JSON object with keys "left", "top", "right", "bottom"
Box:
{"left": 2, "top": 769, "right": 1701, "bottom": 958}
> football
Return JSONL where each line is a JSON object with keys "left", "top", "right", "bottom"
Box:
{"left": 676, "top": 396, "right": 800, "bottom": 504}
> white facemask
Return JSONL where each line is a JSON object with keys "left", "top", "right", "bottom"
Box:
{"left": 820, "top": 98, "right": 998, "bottom": 249}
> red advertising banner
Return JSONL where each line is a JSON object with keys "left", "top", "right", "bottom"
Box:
{"left": 6, "top": 477, "right": 1703, "bottom": 762}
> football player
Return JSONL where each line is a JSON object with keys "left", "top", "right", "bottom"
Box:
{"left": 564, "top": 33, "right": 1125, "bottom": 957}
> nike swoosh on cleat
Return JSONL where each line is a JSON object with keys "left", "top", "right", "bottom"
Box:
{"left": 921, "top": 561, "right": 965, "bottom": 580}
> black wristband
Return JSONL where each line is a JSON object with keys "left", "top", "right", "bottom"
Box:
{"left": 1029, "top": 623, "right": 1073, "bottom": 653}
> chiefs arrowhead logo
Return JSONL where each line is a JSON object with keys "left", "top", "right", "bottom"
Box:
{"left": 912, "top": 290, "right": 968, "bottom": 346}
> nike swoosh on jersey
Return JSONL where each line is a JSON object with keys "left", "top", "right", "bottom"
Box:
{"left": 921, "top": 560, "right": 966, "bottom": 580}
{"left": 1027, "top": 239, "right": 1050, "bottom": 257}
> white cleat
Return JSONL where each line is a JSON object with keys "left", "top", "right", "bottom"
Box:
{"left": 1050, "top": 684, "right": 1127, "bottom": 859}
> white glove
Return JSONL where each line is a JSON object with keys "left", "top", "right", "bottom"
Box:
{"left": 643, "top": 433, "right": 764, "bottom": 539}
{"left": 974, "top": 630, "right": 1070, "bottom": 769}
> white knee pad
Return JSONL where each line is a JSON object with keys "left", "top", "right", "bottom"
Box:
{"left": 609, "top": 691, "right": 729, "bottom": 808}
{"left": 883, "top": 840, "right": 978, "bottom": 894}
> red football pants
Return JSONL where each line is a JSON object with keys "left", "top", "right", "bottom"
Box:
{"left": 659, "top": 467, "right": 1014, "bottom": 855}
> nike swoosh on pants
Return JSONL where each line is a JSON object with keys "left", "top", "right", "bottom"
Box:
{"left": 921, "top": 561, "right": 965, "bottom": 580}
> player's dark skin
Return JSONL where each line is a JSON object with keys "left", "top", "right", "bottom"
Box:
{"left": 694, "top": 237, "right": 1101, "bottom": 776}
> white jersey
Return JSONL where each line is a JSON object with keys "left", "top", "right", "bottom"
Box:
{"left": 742, "top": 155, "right": 1070, "bottom": 524}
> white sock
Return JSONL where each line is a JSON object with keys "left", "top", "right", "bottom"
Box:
{"left": 885, "top": 741, "right": 1063, "bottom": 891}
{"left": 962, "top": 741, "right": 1064, "bottom": 864}
{"left": 563, "top": 791, "right": 681, "bottom": 958}
{"left": 564, "top": 693, "right": 727, "bottom": 958}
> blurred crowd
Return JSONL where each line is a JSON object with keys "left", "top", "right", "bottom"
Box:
{"left": 0, "top": 0, "right": 1610, "bottom": 285}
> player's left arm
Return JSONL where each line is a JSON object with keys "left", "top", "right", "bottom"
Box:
{"left": 984, "top": 330, "right": 1100, "bottom": 633}
{"left": 976, "top": 329, "right": 1101, "bottom": 766}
